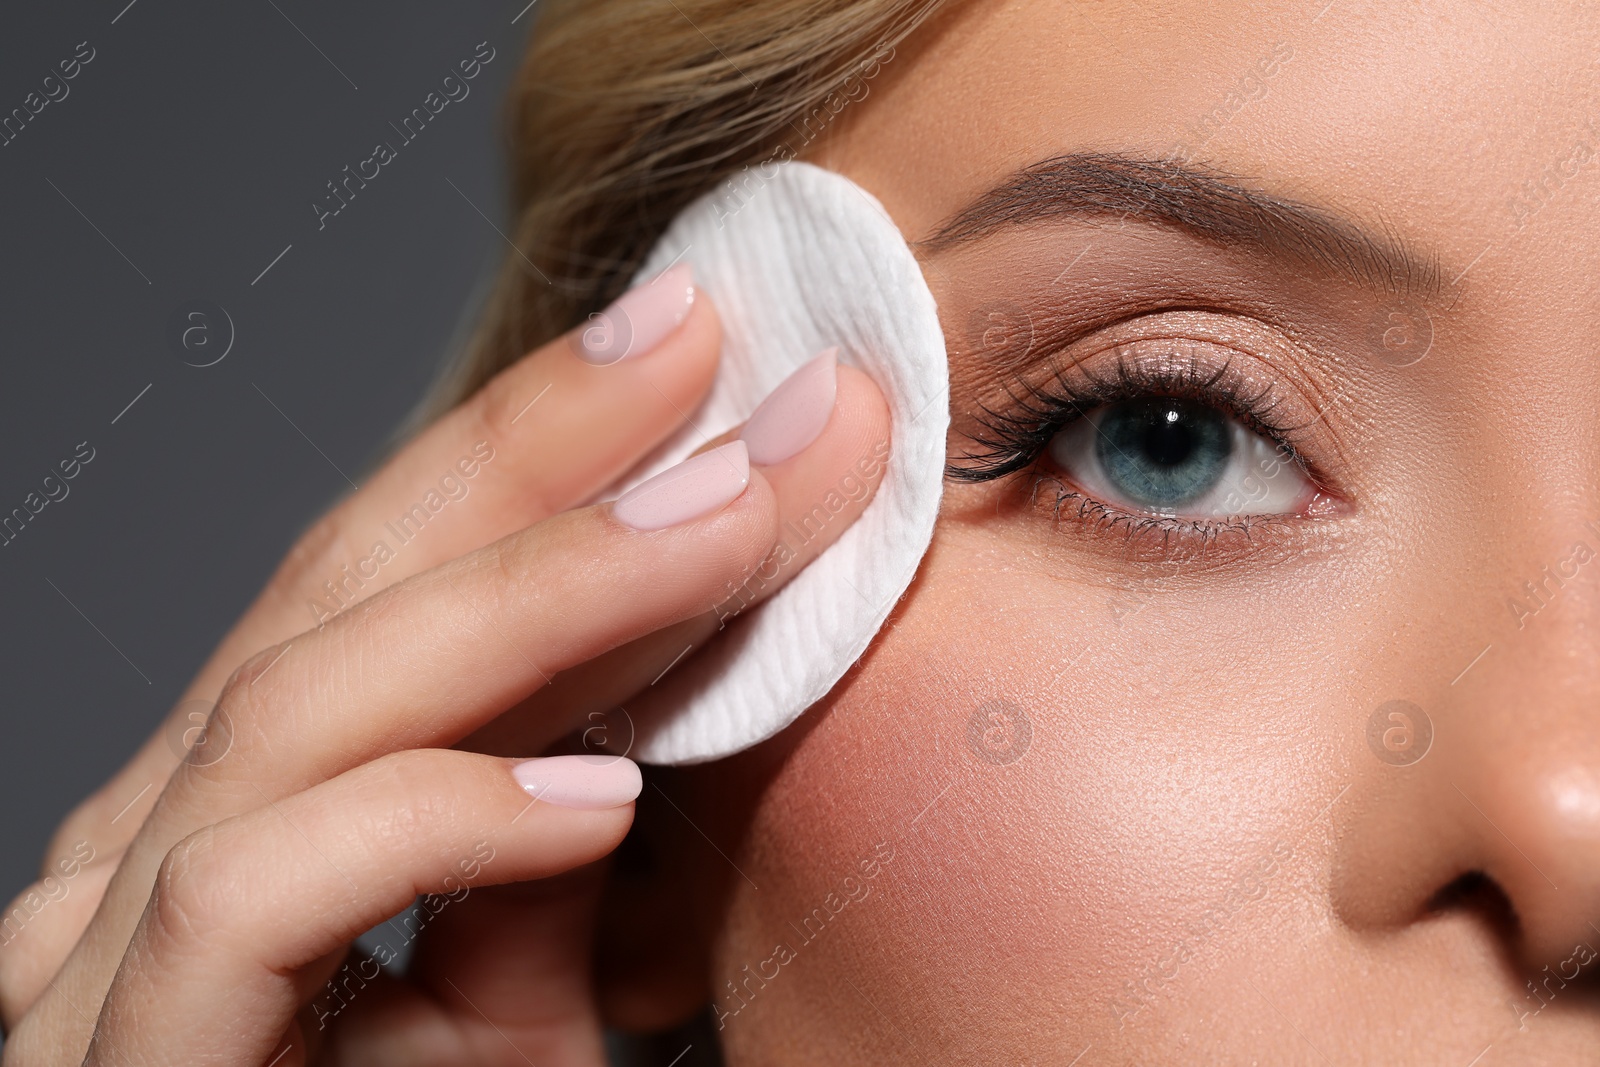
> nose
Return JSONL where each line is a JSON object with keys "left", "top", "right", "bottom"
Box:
{"left": 1332, "top": 574, "right": 1600, "bottom": 968}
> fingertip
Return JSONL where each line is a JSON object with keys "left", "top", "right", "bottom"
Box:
{"left": 834, "top": 361, "right": 893, "bottom": 451}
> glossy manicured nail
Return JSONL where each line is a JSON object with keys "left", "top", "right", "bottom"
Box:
{"left": 512, "top": 754, "right": 642, "bottom": 810}
{"left": 612, "top": 441, "right": 750, "bottom": 531}
{"left": 741, "top": 347, "right": 839, "bottom": 465}
{"left": 574, "top": 262, "right": 695, "bottom": 365}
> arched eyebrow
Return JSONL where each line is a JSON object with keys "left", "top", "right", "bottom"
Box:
{"left": 918, "top": 152, "right": 1442, "bottom": 299}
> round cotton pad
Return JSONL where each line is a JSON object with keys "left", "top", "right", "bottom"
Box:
{"left": 621, "top": 161, "right": 949, "bottom": 765}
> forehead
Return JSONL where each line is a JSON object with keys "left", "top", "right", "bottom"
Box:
{"left": 827, "top": 0, "right": 1600, "bottom": 299}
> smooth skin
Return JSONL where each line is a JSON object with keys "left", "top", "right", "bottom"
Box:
{"left": 591, "top": 1, "right": 1600, "bottom": 1065}
{"left": 0, "top": 288, "right": 891, "bottom": 1064}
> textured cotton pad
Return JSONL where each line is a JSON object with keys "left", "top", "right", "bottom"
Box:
{"left": 622, "top": 161, "right": 948, "bottom": 765}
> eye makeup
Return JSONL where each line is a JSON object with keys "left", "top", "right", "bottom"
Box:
{"left": 950, "top": 340, "right": 1340, "bottom": 554}
{"left": 925, "top": 215, "right": 1397, "bottom": 563}
{"left": 941, "top": 309, "right": 1359, "bottom": 572}
{"left": 950, "top": 342, "right": 1312, "bottom": 486}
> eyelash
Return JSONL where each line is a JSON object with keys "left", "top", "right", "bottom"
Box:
{"left": 947, "top": 351, "right": 1320, "bottom": 543}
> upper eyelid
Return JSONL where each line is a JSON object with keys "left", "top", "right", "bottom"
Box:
{"left": 949, "top": 305, "right": 1357, "bottom": 481}
{"left": 965, "top": 301, "right": 1353, "bottom": 434}
{"left": 947, "top": 354, "right": 1317, "bottom": 485}
{"left": 1064, "top": 352, "right": 1294, "bottom": 438}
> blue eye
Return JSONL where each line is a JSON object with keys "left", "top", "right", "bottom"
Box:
{"left": 1095, "top": 398, "right": 1231, "bottom": 509}
{"left": 1047, "top": 398, "right": 1313, "bottom": 518}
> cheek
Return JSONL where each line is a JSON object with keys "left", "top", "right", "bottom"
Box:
{"left": 714, "top": 522, "right": 1354, "bottom": 1058}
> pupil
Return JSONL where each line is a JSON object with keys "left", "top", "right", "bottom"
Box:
{"left": 1095, "top": 398, "right": 1232, "bottom": 510}
{"left": 1143, "top": 409, "right": 1194, "bottom": 468}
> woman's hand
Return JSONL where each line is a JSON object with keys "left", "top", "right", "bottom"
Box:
{"left": 0, "top": 268, "right": 891, "bottom": 1065}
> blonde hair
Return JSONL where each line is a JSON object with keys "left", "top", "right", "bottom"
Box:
{"left": 426, "top": 0, "right": 947, "bottom": 418}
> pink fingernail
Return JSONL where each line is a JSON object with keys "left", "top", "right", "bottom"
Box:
{"left": 512, "top": 754, "right": 642, "bottom": 810}
{"left": 612, "top": 441, "right": 750, "bottom": 531}
{"left": 574, "top": 263, "right": 696, "bottom": 365}
{"left": 741, "top": 348, "right": 839, "bottom": 465}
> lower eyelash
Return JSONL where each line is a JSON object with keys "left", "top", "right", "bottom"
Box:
{"left": 1026, "top": 471, "right": 1297, "bottom": 555}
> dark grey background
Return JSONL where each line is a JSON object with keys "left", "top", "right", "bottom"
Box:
{"left": 0, "top": 0, "right": 535, "bottom": 901}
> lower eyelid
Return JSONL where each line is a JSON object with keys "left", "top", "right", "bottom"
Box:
{"left": 1030, "top": 472, "right": 1294, "bottom": 546}
{"left": 1010, "top": 472, "right": 1337, "bottom": 575}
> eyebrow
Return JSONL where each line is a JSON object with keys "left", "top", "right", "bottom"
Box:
{"left": 919, "top": 153, "right": 1441, "bottom": 298}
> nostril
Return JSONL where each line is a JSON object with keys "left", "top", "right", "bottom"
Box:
{"left": 1426, "top": 870, "right": 1518, "bottom": 938}
{"left": 1425, "top": 870, "right": 1525, "bottom": 967}
{"left": 1334, "top": 746, "right": 1600, "bottom": 979}
{"left": 1425, "top": 869, "right": 1600, "bottom": 1013}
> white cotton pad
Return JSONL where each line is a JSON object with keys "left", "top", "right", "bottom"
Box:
{"left": 620, "top": 161, "right": 949, "bottom": 765}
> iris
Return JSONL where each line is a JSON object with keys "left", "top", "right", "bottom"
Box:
{"left": 1094, "top": 398, "right": 1231, "bottom": 510}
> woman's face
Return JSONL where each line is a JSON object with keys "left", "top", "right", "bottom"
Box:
{"left": 652, "top": 1, "right": 1600, "bottom": 1061}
